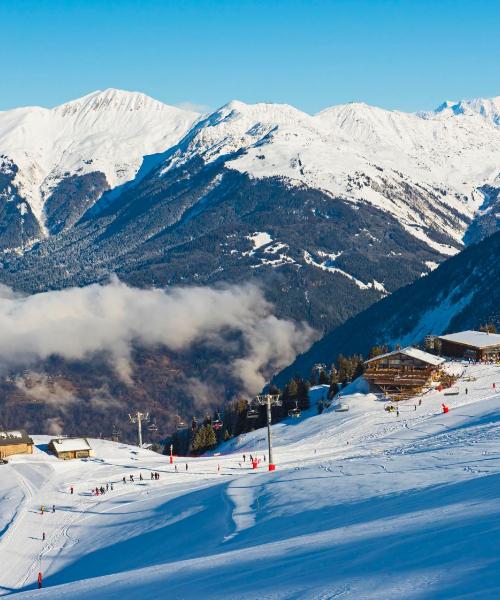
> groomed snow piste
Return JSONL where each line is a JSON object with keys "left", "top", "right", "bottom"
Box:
{"left": 0, "top": 361, "right": 499, "bottom": 599}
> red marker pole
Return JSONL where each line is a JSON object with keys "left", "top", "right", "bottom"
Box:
{"left": 169, "top": 444, "right": 173, "bottom": 464}
{"left": 265, "top": 397, "right": 276, "bottom": 471}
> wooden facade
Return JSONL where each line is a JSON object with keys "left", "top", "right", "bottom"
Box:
{"left": 0, "top": 430, "right": 34, "bottom": 459}
{"left": 364, "top": 347, "right": 444, "bottom": 401}
{"left": 438, "top": 331, "right": 500, "bottom": 362}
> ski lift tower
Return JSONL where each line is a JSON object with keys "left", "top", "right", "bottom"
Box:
{"left": 128, "top": 411, "right": 149, "bottom": 447}
{"left": 255, "top": 394, "right": 281, "bottom": 471}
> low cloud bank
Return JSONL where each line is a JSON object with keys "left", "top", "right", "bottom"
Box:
{"left": 0, "top": 279, "right": 315, "bottom": 395}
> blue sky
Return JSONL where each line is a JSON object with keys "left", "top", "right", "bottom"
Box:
{"left": 1, "top": 0, "right": 499, "bottom": 113}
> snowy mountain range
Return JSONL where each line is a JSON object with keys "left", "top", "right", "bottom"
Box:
{"left": 1, "top": 89, "right": 499, "bottom": 253}
{"left": 0, "top": 89, "right": 499, "bottom": 423}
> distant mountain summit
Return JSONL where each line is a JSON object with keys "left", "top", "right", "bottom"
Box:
{"left": 432, "top": 96, "right": 500, "bottom": 125}
{"left": 0, "top": 89, "right": 199, "bottom": 242}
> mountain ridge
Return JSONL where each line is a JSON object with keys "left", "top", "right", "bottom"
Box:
{"left": 275, "top": 229, "right": 500, "bottom": 385}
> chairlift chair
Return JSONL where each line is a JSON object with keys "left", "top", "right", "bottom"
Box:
{"left": 212, "top": 412, "right": 223, "bottom": 430}
{"left": 176, "top": 417, "right": 187, "bottom": 430}
{"left": 246, "top": 408, "right": 259, "bottom": 420}
{"left": 288, "top": 401, "right": 302, "bottom": 418}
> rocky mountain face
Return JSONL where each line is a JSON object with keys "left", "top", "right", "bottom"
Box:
{"left": 1, "top": 91, "right": 499, "bottom": 327}
{"left": 276, "top": 230, "right": 500, "bottom": 385}
{"left": 0, "top": 90, "right": 499, "bottom": 437}
{"left": 0, "top": 89, "right": 199, "bottom": 249}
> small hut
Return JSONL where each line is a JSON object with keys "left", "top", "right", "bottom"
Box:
{"left": 49, "top": 437, "right": 93, "bottom": 460}
{"left": 364, "top": 347, "right": 445, "bottom": 400}
{"left": 0, "top": 430, "right": 34, "bottom": 459}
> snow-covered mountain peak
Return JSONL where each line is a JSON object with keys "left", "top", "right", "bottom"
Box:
{"left": 0, "top": 90, "right": 200, "bottom": 231}
{"left": 207, "top": 99, "right": 312, "bottom": 128}
{"left": 434, "top": 99, "right": 459, "bottom": 113}
{"left": 431, "top": 96, "right": 500, "bottom": 126}
{"left": 53, "top": 88, "right": 187, "bottom": 118}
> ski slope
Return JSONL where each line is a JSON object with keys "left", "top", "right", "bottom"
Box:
{"left": 0, "top": 361, "right": 499, "bottom": 599}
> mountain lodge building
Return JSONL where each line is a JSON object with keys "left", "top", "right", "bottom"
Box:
{"left": 0, "top": 430, "right": 34, "bottom": 459}
{"left": 364, "top": 347, "right": 445, "bottom": 400}
{"left": 438, "top": 330, "right": 500, "bottom": 362}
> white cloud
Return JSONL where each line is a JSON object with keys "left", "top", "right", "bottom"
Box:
{"left": 0, "top": 278, "right": 315, "bottom": 396}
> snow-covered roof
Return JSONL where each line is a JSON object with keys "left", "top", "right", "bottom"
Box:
{"left": 438, "top": 330, "right": 500, "bottom": 349}
{"left": 0, "top": 430, "right": 33, "bottom": 446}
{"left": 364, "top": 346, "right": 445, "bottom": 366}
{"left": 50, "top": 438, "right": 91, "bottom": 453}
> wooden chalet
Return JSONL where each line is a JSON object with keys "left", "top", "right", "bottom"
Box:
{"left": 364, "top": 347, "right": 445, "bottom": 400}
{"left": 438, "top": 330, "right": 500, "bottom": 362}
{"left": 49, "top": 437, "right": 93, "bottom": 460}
{"left": 0, "top": 430, "right": 34, "bottom": 459}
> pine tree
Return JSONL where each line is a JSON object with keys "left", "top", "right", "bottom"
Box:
{"left": 329, "top": 366, "right": 339, "bottom": 397}
{"left": 480, "top": 323, "right": 497, "bottom": 333}
{"left": 353, "top": 355, "right": 364, "bottom": 379}
{"left": 191, "top": 427, "right": 206, "bottom": 453}
{"left": 369, "top": 345, "right": 385, "bottom": 359}
{"left": 318, "top": 369, "right": 329, "bottom": 385}
{"left": 297, "top": 379, "right": 310, "bottom": 410}
{"left": 287, "top": 379, "right": 298, "bottom": 399}
{"left": 205, "top": 425, "right": 217, "bottom": 448}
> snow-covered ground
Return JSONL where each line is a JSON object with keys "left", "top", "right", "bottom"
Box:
{"left": 1, "top": 361, "right": 499, "bottom": 599}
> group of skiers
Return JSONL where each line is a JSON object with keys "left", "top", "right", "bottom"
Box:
{"left": 93, "top": 483, "right": 113, "bottom": 496}
{"left": 237, "top": 453, "right": 266, "bottom": 468}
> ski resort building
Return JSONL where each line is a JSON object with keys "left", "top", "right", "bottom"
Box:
{"left": 0, "top": 430, "right": 34, "bottom": 459}
{"left": 438, "top": 330, "right": 500, "bottom": 362}
{"left": 49, "top": 437, "right": 93, "bottom": 460}
{"left": 364, "top": 347, "right": 445, "bottom": 400}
